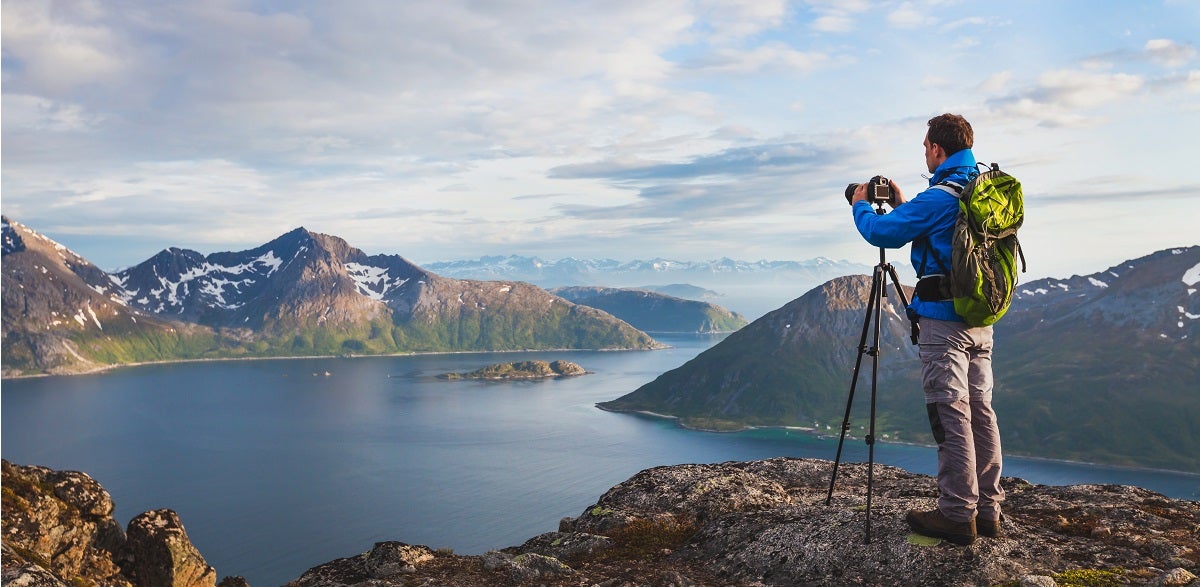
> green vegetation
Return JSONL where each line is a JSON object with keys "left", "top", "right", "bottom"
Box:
{"left": 553, "top": 287, "right": 748, "bottom": 333}
{"left": 601, "top": 282, "right": 1200, "bottom": 473}
{"left": 4, "top": 300, "right": 655, "bottom": 377}
{"left": 598, "top": 516, "right": 697, "bottom": 560}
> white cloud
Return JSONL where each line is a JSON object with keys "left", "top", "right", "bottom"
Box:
{"left": 687, "top": 43, "right": 830, "bottom": 75}
{"left": 697, "top": 0, "right": 790, "bottom": 41}
{"left": 989, "top": 68, "right": 1147, "bottom": 128}
{"left": 806, "top": 0, "right": 871, "bottom": 33}
{"left": 887, "top": 2, "right": 932, "bottom": 29}
{"left": 1145, "top": 39, "right": 1198, "bottom": 68}
{"left": 0, "top": 1, "right": 130, "bottom": 94}
{"left": 1, "top": 94, "right": 103, "bottom": 132}
{"left": 1036, "top": 69, "right": 1144, "bottom": 109}
{"left": 2, "top": 0, "right": 1197, "bottom": 279}
{"left": 978, "top": 71, "right": 1014, "bottom": 94}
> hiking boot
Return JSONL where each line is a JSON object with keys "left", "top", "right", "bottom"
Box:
{"left": 978, "top": 514, "right": 1006, "bottom": 538}
{"left": 905, "top": 508, "right": 976, "bottom": 545}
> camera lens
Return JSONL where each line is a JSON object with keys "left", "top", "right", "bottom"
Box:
{"left": 844, "top": 183, "right": 860, "bottom": 204}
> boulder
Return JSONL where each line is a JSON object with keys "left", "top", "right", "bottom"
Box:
{"left": 122, "top": 509, "right": 218, "bottom": 587}
{"left": 2, "top": 460, "right": 236, "bottom": 587}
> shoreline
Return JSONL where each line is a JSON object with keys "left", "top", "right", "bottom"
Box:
{"left": 12, "top": 352, "right": 1197, "bottom": 478}
{"left": 1, "top": 344, "right": 671, "bottom": 381}
{"left": 596, "top": 406, "right": 1200, "bottom": 479}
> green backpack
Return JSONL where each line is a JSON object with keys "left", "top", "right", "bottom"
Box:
{"left": 931, "top": 163, "right": 1026, "bottom": 327}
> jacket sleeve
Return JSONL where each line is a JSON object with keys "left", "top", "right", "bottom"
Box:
{"left": 852, "top": 191, "right": 955, "bottom": 249}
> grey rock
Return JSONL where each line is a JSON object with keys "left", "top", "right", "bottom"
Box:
{"left": 294, "top": 542, "right": 435, "bottom": 587}
{"left": 122, "top": 509, "right": 217, "bottom": 587}
{"left": 363, "top": 541, "right": 433, "bottom": 577}
{"left": 508, "top": 531, "right": 614, "bottom": 560}
{"left": 2, "top": 460, "right": 224, "bottom": 587}
{"left": 1020, "top": 576, "right": 1058, "bottom": 587}
{"left": 506, "top": 553, "right": 575, "bottom": 582}
{"left": 2, "top": 461, "right": 131, "bottom": 586}
{"left": 482, "top": 550, "right": 575, "bottom": 582}
{"left": 564, "top": 457, "right": 1200, "bottom": 587}
{"left": 1150, "top": 567, "right": 1198, "bottom": 586}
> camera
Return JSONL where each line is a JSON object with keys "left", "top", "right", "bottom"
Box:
{"left": 845, "top": 176, "right": 894, "bottom": 205}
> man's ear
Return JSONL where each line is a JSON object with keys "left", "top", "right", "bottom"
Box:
{"left": 931, "top": 142, "right": 948, "bottom": 164}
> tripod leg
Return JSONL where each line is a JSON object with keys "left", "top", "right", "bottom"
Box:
{"left": 826, "top": 267, "right": 883, "bottom": 505}
{"left": 884, "top": 263, "right": 920, "bottom": 344}
{"left": 865, "top": 264, "right": 887, "bottom": 544}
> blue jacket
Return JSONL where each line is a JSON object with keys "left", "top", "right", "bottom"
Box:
{"left": 852, "top": 148, "right": 978, "bottom": 322}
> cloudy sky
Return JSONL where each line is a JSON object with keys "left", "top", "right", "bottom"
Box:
{"left": 3, "top": 0, "right": 1197, "bottom": 279}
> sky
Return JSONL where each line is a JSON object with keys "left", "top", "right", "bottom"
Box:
{"left": 2, "top": 0, "right": 1198, "bottom": 280}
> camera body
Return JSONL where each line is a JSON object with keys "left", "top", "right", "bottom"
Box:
{"left": 845, "top": 176, "right": 894, "bottom": 205}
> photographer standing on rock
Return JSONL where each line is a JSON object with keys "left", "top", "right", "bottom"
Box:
{"left": 848, "top": 113, "right": 1003, "bottom": 545}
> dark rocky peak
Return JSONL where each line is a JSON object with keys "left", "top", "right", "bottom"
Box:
{"left": 2, "top": 215, "right": 27, "bottom": 255}
{"left": 1, "top": 217, "right": 117, "bottom": 295}
{"left": 765, "top": 274, "right": 912, "bottom": 342}
{"left": 111, "top": 227, "right": 344, "bottom": 319}
{"left": 1015, "top": 246, "right": 1199, "bottom": 304}
{"left": 121, "top": 247, "right": 209, "bottom": 284}
{"left": 1010, "top": 246, "right": 1200, "bottom": 339}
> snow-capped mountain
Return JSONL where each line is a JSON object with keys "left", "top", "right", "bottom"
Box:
{"left": 1008, "top": 246, "right": 1200, "bottom": 342}
{"left": 2, "top": 219, "right": 657, "bottom": 376}
{"left": 1, "top": 217, "right": 205, "bottom": 375}
{"left": 109, "top": 227, "right": 423, "bottom": 331}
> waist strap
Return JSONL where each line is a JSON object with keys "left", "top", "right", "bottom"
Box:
{"left": 916, "top": 274, "right": 951, "bottom": 301}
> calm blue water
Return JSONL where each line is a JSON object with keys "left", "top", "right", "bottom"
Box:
{"left": 3, "top": 334, "right": 1197, "bottom": 586}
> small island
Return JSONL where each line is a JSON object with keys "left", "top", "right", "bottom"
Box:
{"left": 437, "top": 359, "right": 588, "bottom": 380}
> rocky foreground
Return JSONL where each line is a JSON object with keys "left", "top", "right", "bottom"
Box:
{"left": 4, "top": 458, "right": 1198, "bottom": 587}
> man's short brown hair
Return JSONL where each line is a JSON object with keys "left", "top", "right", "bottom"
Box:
{"left": 927, "top": 113, "right": 973, "bottom": 155}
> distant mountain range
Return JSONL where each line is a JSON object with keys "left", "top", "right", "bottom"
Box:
{"left": 601, "top": 246, "right": 1200, "bottom": 472}
{"left": 424, "top": 255, "right": 874, "bottom": 320}
{"left": 1, "top": 217, "right": 661, "bottom": 377}
{"left": 423, "top": 255, "right": 870, "bottom": 285}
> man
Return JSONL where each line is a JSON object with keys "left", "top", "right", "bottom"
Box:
{"left": 849, "top": 113, "right": 1003, "bottom": 546}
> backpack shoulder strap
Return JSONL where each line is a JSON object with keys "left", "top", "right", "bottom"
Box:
{"left": 917, "top": 181, "right": 964, "bottom": 277}
{"left": 930, "top": 181, "right": 964, "bottom": 197}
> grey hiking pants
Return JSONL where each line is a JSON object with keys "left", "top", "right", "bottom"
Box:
{"left": 918, "top": 317, "right": 1004, "bottom": 523}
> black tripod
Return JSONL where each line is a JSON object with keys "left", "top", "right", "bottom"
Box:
{"left": 825, "top": 203, "right": 915, "bottom": 544}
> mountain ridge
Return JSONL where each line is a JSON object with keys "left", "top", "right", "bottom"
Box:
{"left": 600, "top": 245, "right": 1200, "bottom": 472}
{"left": 1, "top": 217, "right": 660, "bottom": 377}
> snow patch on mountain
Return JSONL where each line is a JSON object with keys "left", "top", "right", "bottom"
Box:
{"left": 117, "top": 250, "right": 287, "bottom": 312}
{"left": 346, "top": 262, "right": 410, "bottom": 300}
{"left": 1182, "top": 261, "right": 1200, "bottom": 287}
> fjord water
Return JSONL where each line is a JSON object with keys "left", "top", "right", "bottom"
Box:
{"left": 3, "top": 334, "right": 1197, "bottom": 586}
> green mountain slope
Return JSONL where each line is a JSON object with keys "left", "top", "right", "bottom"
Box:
{"left": 551, "top": 286, "right": 748, "bottom": 333}
{"left": 602, "top": 247, "right": 1200, "bottom": 472}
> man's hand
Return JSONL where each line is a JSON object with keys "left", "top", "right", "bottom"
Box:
{"left": 851, "top": 179, "right": 907, "bottom": 208}
{"left": 887, "top": 178, "right": 907, "bottom": 207}
{"left": 851, "top": 182, "right": 869, "bottom": 205}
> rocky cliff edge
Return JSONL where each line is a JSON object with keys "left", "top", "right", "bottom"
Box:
{"left": 4, "top": 458, "right": 1198, "bottom": 587}
{"left": 1, "top": 459, "right": 246, "bottom": 587}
